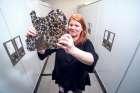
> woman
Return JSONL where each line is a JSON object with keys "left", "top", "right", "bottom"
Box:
{"left": 27, "top": 13, "right": 98, "bottom": 93}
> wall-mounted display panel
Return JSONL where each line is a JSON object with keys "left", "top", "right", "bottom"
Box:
{"left": 88, "top": 22, "right": 92, "bottom": 34}
{"left": 13, "top": 36, "right": 25, "bottom": 60}
{"left": 3, "top": 39, "right": 19, "bottom": 65}
{"left": 3, "top": 35, "right": 25, "bottom": 66}
{"left": 102, "top": 30, "right": 115, "bottom": 52}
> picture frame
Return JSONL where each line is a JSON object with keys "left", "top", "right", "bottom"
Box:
{"left": 102, "top": 30, "right": 115, "bottom": 51}
{"left": 3, "top": 35, "right": 25, "bottom": 66}
{"left": 88, "top": 22, "right": 92, "bottom": 34}
{"left": 3, "top": 39, "right": 19, "bottom": 65}
{"left": 13, "top": 36, "right": 25, "bottom": 59}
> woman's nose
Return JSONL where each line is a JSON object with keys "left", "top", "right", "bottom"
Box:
{"left": 70, "top": 25, "right": 75, "bottom": 29}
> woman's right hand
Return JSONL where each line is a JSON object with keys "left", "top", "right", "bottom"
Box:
{"left": 26, "top": 25, "right": 38, "bottom": 37}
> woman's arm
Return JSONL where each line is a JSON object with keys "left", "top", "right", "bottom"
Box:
{"left": 69, "top": 46, "right": 94, "bottom": 65}
{"left": 67, "top": 46, "right": 94, "bottom": 65}
{"left": 56, "top": 34, "right": 95, "bottom": 65}
{"left": 37, "top": 49, "right": 57, "bottom": 60}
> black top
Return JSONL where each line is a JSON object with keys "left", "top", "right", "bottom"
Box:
{"left": 38, "top": 39, "right": 98, "bottom": 91}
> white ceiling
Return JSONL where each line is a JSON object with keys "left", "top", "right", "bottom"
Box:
{"left": 39, "top": 0, "right": 99, "bottom": 17}
{"left": 41, "top": 0, "right": 98, "bottom": 5}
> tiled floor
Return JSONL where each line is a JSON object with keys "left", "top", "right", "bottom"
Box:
{"left": 37, "top": 54, "right": 103, "bottom": 93}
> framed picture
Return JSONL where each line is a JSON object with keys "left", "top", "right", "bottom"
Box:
{"left": 88, "top": 22, "right": 92, "bottom": 34}
{"left": 13, "top": 36, "right": 25, "bottom": 59}
{"left": 3, "top": 35, "right": 25, "bottom": 66}
{"left": 3, "top": 39, "right": 19, "bottom": 65}
{"left": 102, "top": 30, "right": 115, "bottom": 51}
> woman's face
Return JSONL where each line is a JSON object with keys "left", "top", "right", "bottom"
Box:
{"left": 68, "top": 19, "right": 83, "bottom": 41}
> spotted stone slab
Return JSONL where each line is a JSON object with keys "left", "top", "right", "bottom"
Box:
{"left": 26, "top": 9, "right": 67, "bottom": 51}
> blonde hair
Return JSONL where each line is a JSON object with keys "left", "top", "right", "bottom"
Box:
{"left": 68, "top": 13, "right": 87, "bottom": 45}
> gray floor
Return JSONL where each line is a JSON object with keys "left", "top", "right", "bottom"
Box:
{"left": 37, "top": 54, "right": 103, "bottom": 93}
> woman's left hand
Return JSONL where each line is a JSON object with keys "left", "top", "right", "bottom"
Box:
{"left": 56, "top": 34, "right": 75, "bottom": 53}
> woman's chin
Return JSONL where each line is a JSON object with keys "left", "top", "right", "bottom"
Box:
{"left": 71, "top": 35, "right": 77, "bottom": 38}
{"left": 69, "top": 33, "right": 76, "bottom": 36}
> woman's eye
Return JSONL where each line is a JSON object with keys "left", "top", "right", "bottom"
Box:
{"left": 70, "top": 24, "right": 73, "bottom": 26}
{"left": 75, "top": 25, "right": 79, "bottom": 27}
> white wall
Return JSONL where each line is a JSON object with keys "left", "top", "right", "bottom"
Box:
{"left": 117, "top": 41, "right": 140, "bottom": 93}
{"left": 0, "top": 0, "right": 51, "bottom": 93}
{"left": 0, "top": 10, "right": 31, "bottom": 93}
{"left": 78, "top": 0, "right": 140, "bottom": 93}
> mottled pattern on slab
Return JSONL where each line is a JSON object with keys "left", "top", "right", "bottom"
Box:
{"left": 26, "top": 9, "right": 67, "bottom": 51}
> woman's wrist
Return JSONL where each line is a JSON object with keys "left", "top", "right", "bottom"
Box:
{"left": 67, "top": 45, "right": 77, "bottom": 55}
{"left": 37, "top": 49, "right": 45, "bottom": 54}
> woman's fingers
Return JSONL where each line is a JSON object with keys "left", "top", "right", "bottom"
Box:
{"left": 26, "top": 31, "right": 37, "bottom": 37}
{"left": 56, "top": 42, "right": 67, "bottom": 49}
{"left": 26, "top": 25, "right": 38, "bottom": 37}
{"left": 58, "top": 34, "right": 73, "bottom": 43}
{"left": 57, "top": 34, "right": 74, "bottom": 51}
{"left": 58, "top": 34, "right": 70, "bottom": 45}
{"left": 58, "top": 39, "right": 69, "bottom": 46}
{"left": 62, "top": 34, "right": 72, "bottom": 39}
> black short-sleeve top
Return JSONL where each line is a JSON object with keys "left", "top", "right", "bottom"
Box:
{"left": 38, "top": 39, "right": 98, "bottom": 91}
